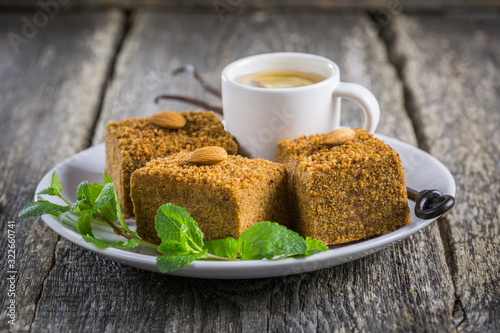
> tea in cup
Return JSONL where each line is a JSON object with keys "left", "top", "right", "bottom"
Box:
{"left": 235, "top": 70, "right": 326, "bottom": 88}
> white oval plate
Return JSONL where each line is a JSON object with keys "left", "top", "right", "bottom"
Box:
{"left": 35, "top": 135, "right": 455, "bottom": 279}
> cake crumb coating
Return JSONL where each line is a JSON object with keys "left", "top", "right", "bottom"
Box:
{"left": 277, "top": 128, "right": 411, "bottom": 245}
{"left": 130, "top": 152, "right": 290, "bottom": 244}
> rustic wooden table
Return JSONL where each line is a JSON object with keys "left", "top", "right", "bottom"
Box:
{"left": 0, "top": 3, "right": 499, "bottom": 332}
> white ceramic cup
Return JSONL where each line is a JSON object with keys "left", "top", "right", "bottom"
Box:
{"left": 221, "top": 52, "right": 380, "bottom": 161}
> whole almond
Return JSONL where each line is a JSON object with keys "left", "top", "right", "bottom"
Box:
{"left": 321, "top": 128, "right": 356, "bottom": 146}
{"left": 147, "top": 111, "right": 186, "bottom": 129}
{"left": 186, "top": 146, "right": 228, "bottom": 165}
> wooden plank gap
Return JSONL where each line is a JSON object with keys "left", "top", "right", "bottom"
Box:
{"left": 375, "top": 13, "right": 432, "bottom": 153}
{"left": 85, "top": 9, "right": 132, "bottom": 148}
{"left": 453, "top": 295, "right": 467, "bottom": 329}
{"left": 437, "top": 216, "right": 466, "bottom": 329}
{"left": 27, "top": 233, "right": 60, "bottom": 332}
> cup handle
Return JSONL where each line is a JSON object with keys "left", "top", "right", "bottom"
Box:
{"left": 333, "top": 82, "right": 380, "bottom": 134}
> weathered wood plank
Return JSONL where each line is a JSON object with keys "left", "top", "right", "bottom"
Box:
{"left": 0, "top": 11, "right": 124, "bottom": 332}
{"left": 387, "top": 14, "right": 500, "bottom": 331}
{"left": 2, "top": 0, "right": 500, "bottom": 11}
{"left": 28, "top": 12, "right": 456, "bottom": 332}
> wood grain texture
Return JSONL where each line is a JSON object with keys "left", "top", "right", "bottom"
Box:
{"left": 387, "top": 14, "right": 500, "bottom": 332}
{"left": 24, "top": 11, "right": 456, "bottom": 332}
{"left": 0, "top": 11, "right": 124, "bottom": 332}
{"left": 2, "top": 0, "right": 500, "bottom": 11}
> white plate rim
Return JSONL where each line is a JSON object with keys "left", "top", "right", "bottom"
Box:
{"left": 35, "top": 134, "right": 456, "bottom": 279}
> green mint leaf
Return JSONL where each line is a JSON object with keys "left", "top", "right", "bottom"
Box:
{"left": 113, "top": 238, "right": 141, "bottom": 249}
{"left": 111, "top": 191, "right": 128, "bottom": 232}
{"left": 88, "top": 183, "right": 105, "bottom": 202}
{"left": 76, "top": 181, "right": 91, "bottom": 203}
{"left": 156, "top": 250, "right": 207, "bottom": 273}
{"left": 18, "top": 200, "right": 71, "bottom": 218}
{"left": 155, "top": 203, "right": 204, "bottom": 254}
{"left": 204, "top": 237, "right": 238, "bottom": 259}
{"left": 118, "top": 238, "right": 141, "bottom": 249}
{"left": 305, "top": 237, "right": 329, "bottom": 255}
{"left": 158, "top": 240, "right": 190, "bottom": 255}
{"left": 99, "top": 204, "right": 119, "bottom": 225}
{"left": 82, "top": 235, "right": 141, "bottom": 249}
{"left": 76, "top": 181, "right": 108, "bottom": 213}
{"left": 82, "top": 177, "right": 118, "bottom": 223}
{"left": 35, "top": 171, "right": 64, "bottom": 197}
{"left": 238, "top": 221, "right": 307, "bottom": 260}
{"left": 82, "top": 235, "right": 108, "bottom": 248}
{"left": 50, "top": 170, "right": 62, "bottom": 198}
{"left": 103, "top": 173, "right": 112, "bottom": 184}
{"left": 69, "top": 199, "right": 85, "bottom": 212}
{"left": 36, "top": 187, "right": 59, "bottom": 196}
{"left": 76, "top": 209, "right": 93, "bottom": 236}
{"left": 77, "top": 181, "right": 105, "bottom": 204}
{"left": 92, "top": 182, "right": 115, "bottom": 211}
{"left": 103, "top": 173, "right": 130, "bottom": 234}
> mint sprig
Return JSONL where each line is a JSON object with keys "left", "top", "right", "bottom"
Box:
{"left": 20, "top": 170, "right": 329, "bottom": 273}
{"left": 19, "top": 170, "right": 152, "bottom": 251}
{"left": 153, "top": 204, "right": 327, "bottom": 271}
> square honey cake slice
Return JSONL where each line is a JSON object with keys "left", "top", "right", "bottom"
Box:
{"left": 130, "top": 147, "right": 290, "bottom": 245}
{"left": 105, "top": 111, "right": 238, "bottom": 218}
{"left": 276, "top": 128, "right": 411, "bottom": 245}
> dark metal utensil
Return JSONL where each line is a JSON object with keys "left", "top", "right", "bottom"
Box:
{"left": 407, "top": 187, "right": 455, "bottom": 219}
